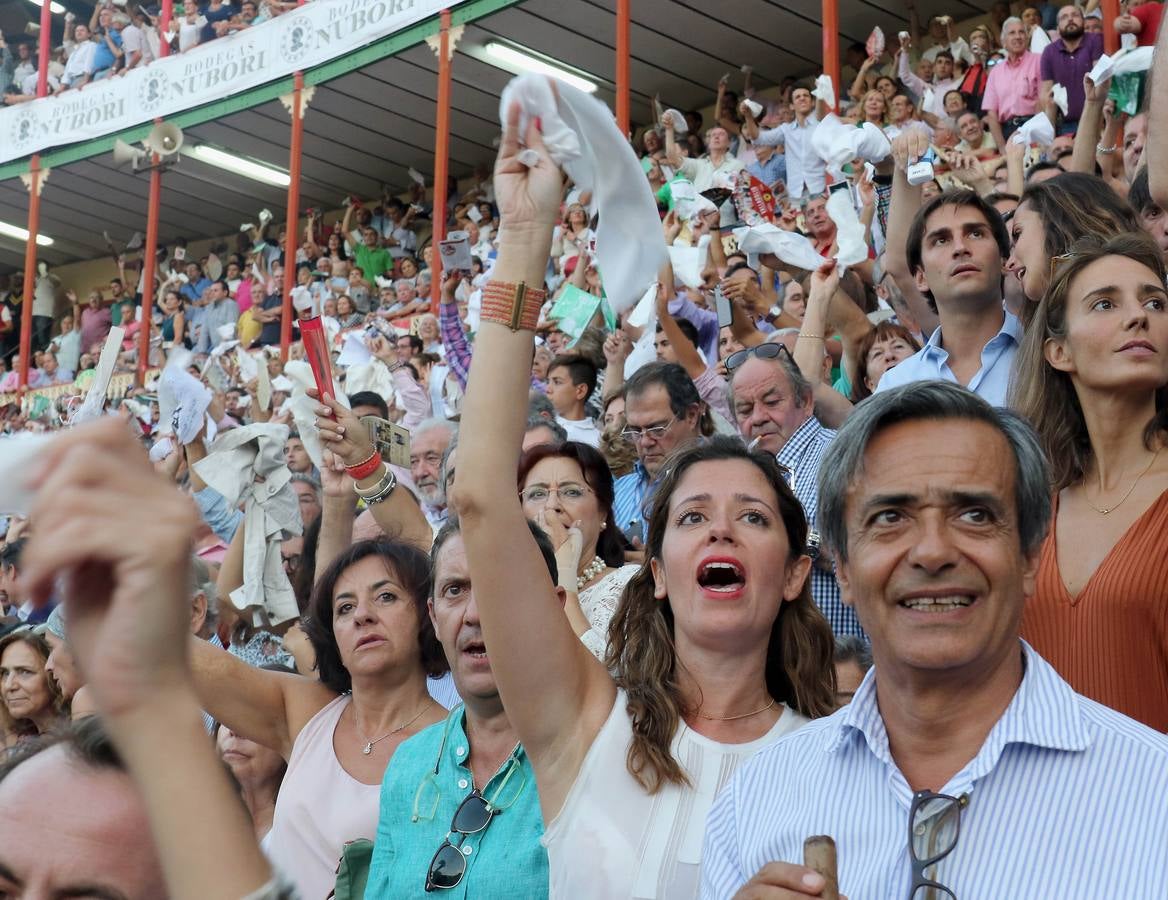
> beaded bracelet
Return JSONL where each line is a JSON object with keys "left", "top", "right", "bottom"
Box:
{"left": 479, "top": 280, "right": 547, "bottom": 332}
{"left": 345, "top": 450, "right": 381, "bottom": 482}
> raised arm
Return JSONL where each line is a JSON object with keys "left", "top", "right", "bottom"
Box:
{"left": 22, "top": 420, "right": 275, "bottom": 900}
{"left": 452, "top": 104, "right": 617, "bottom": 820}
{"left": 1071, "top": 74, "right": 1109, "bottom": 174}
{"left": 884, "top": 132, "right": 941, "bottom": 336}
{"left": 1149, "top": 10, "right": 1168, "bottom": 207}
{"left": 315, "top": 392, "right": 433, "bottom": 551}
{"left": 663, "top": 117, "right": 684, "bottom": 170}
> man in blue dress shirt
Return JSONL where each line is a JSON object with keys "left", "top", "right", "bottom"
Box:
{"left": 702, "top": 383, "right": 1168, "bottom": 898}
{"left": 879, "top": 132, "right": 1022, "bottom": 407}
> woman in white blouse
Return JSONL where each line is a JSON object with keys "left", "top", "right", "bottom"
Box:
{"left": 454, "top": 103, "right": 837, "bottom": 900}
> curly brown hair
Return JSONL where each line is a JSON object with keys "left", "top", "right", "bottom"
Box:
{"left": 605, "top": 437, "right": 837, "bottom": 793}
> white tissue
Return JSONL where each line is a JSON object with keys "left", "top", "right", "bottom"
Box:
{"left": 499, "top": 73, "right": 668, "bottom": 312}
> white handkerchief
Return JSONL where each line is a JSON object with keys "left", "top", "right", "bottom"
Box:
{"left": 256, "top": 353, "right": 272, "bottom": 412}
{"left": 159, "top": 362, "right": 213, "bottom": 444}
{"left": 407, "top": 167, "right": 426, "bottom": 186}
{"left": 1087, "top": 53, "right": 1115, "bottom": 86}
{"left": 742, "top": 99, "right": 763, "bottom": 118}
{"left": 499, "top": 73, "right": 668, "bottom": 312}
{"left": 626, "top": 282, "right": 659, "bottom": 329}
{"left": 827, "top": 189, "right": 869, "bottom": 268}
{"left": 234, "top": 346, "right": 259, "bottom": 383}
{"left": 739, "top": 223, "right": 827, "bottom": 272}
{"left": 0, "top": 434, "right": 52, "bottom": 515}
{"left": 1052, "top": 83, "right": 1068, "bottom": 116}
{"left": 1112, "top": 45, "right": 1154, "bottom": 75}
{"left": 337, "top": 331, "right": 375, "bottom": 368}
{"left": 1030, "top": 26, "right": 1051, "bottom": 53}
{"left": 69, "top": 326, "right": 125, "bottom": 426}
{"left": 663, "top": 109, "right": 688, "bottom": 133}
{"left": 1009, "top": 112, "right": 1055, "bottom": 148}
{"left": 812, "top": 74, "right": 835, "bottom": 109}
{"left": 668, "top": 243, "right": 708, "bottom": 289}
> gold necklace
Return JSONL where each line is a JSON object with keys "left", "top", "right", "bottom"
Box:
{"left": 1085, "top": 447, "right": 1162, "bottom": 515}
{"left": 356, "top": 703, "right": 431, "bottom": 755}
{"left": 696, "top": 697, "right": 776, "bottom": 722}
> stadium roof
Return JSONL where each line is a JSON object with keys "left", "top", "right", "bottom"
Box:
{"left": 0, "top": 0, "right": 996, "bottom": 276}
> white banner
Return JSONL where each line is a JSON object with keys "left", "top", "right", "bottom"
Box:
{"left": 1, "top": 0, "right": 451, "bottom": 165}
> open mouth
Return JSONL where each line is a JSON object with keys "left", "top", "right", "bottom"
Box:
{"left": 461, "top": 640, "right": 487, "bottom": 660}
{"left": 697, "top": 560, "right": 746, "bottom": 594}
{"left": 899, "top": 595, "right": 975, "bottom": 612}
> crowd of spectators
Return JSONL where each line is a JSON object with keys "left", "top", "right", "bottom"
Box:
{"left": 0, "top": 0, "right": 302, "bottom": 102}
{"left": 1, "top": 0, "right": 1168, "bottom": 899}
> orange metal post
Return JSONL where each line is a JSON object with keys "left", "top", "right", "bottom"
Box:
{"left": 136, "top": 0, "right": 173, "bottom": 385}
{"left": 280, "top": 73, "right": 306, "bottom": 359}
{"left": 18, "top": 0, "right": 54, "bottom": 390}
{"left": 1102, "top": 0, "right": 1121, "bottom": 55}
{"left": 822, "top": 0, "right": 840, "bottom": 113}
{"left": 136, "top": 165, "right": 163, "bottom": 385}
{"left": 430, "top": 8, "right": 453, "bottom": 314}
{"left": 616, "top": 0, "right": 630, "bottom": 136}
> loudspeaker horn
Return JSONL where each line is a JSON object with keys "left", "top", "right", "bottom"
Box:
{"left": 144, "top": 122, "right": 184, "bottom": 157}
{"left": 112, "top": 139, "right": 147, "bottom": 169}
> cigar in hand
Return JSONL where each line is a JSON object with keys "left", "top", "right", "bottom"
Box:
{"left": 803, "top": 835, "right": 839, "bottom": 900}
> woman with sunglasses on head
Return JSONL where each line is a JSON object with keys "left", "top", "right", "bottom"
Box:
{"left": 518, "top": 442, "right": 638, "bottom": 660}
{"left": 1005, "top": 172, "right": 1141, "bottom": 321}
{"left": 1013, "top": 232, "right": 1168, "bottom": 731}
{"left": 452, "top": 103, "right": 836, "bottom": 899}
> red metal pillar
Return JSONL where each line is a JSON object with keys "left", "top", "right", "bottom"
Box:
{"left": 616, "top": 0, "right": 630, "bottom": 136}
{"left": 18, "top": 0, "right": 54, "bottom": 390}
{"left": 430, "top": 8, "right": 453, "bottom": 315}
{"left": 822, "top": 0, "right": 840, "bottom": 113}
{"left": 279, "top": 74, "right": 305, "bottom": 359}
{"left": 279, "top": 0, "right": 308, "bottom": 359}
{"left": 136, "top": 0, "right": 174, "bottom": 386}
{"left": 1102, "top": 0, "right": 1121, "bottom": 55}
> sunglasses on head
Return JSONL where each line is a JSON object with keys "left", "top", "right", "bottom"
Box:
{"left": 725, "top": 341, "right": 795, "bottom": 373}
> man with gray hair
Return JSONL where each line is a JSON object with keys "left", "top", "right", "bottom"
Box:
{"left": 410, "top": 418, "right": 458, "bottom": 528}
{"left": 981, "top": 16, "right": 1042, "bottom": 148}
{"left": 728, "top": 343, "right": 861, "bottom": 637}
{"left": 702, "top": 382, "right": 1168, "bottom": 898}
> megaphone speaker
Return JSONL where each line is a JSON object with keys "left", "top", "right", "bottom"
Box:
{"left": 112, "top": 139, "right": 146, "bottom": 168}
{"left": 145, "top": 122, "right": 184, "bottom": 157}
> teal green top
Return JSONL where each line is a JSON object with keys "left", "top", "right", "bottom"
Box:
{"left": 364, "top": 706, "right": 548, "bottom": 900}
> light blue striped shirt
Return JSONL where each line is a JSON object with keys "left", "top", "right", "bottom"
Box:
{"left": 875, "top": 311, "right": 1022, "bottom": 407}
{"left": 701, "top": 641, "right": 1168, "bottom": 899}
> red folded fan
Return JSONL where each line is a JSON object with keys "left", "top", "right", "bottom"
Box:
{"left": 299, "top": 315, "right": 335, "bottom": 410}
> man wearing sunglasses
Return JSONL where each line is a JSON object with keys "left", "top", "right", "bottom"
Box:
{"left": 702, "top": 383, "right": 1168, "bottom": 898}
{"left": 728, "top": 340, "right": 862, "bottom": 638}
{"left": 364, "top": 520, "right": 559, "bottom": 897}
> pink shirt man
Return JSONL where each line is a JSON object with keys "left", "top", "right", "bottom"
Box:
{"left": 982, "top": 51, "right": 1042, "bottom": 124}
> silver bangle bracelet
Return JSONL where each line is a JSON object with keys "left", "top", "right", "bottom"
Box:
{"left": 353, "top": 463, "right": 397, "bottom": 504}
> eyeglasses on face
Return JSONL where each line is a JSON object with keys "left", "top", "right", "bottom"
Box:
{"left": 907, "top": 789, "right": 969, "bottom": 900}
{"left": 519, "top": 483, "right": 592, "bottom": 504}
{"left": 621, "top": 415, "right": 678, "bottom": 443}
{"left": 725, "top": 341, "right": 795, "bottom": 373}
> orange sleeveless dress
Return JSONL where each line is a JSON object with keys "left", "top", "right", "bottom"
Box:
{"left": 1021, "top": 489, "right": 1168, "bottom": 731}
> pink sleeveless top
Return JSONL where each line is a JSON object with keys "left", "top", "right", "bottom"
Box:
{"left": 265, "top": 695, "right": 382, "bottom": 899}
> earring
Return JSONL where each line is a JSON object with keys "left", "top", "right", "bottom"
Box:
{"left": 601, "top": 521, "right": 607, "bottom": 529}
